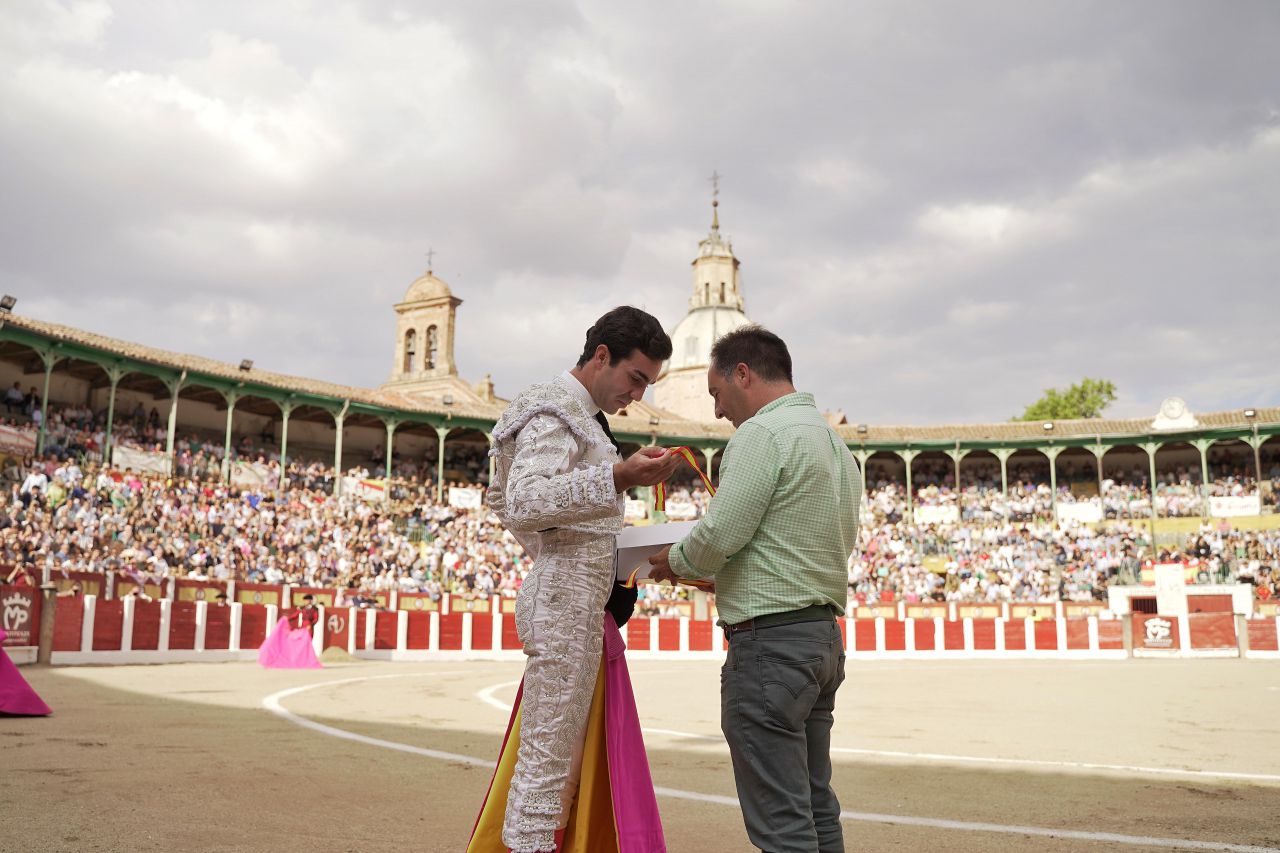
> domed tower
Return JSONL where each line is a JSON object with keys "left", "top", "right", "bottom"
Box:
{"left": 387, "top": 266, "right": 461, "bottom": 385}
{"left": 653, "top": 191, "right": 753, "bottom": 421}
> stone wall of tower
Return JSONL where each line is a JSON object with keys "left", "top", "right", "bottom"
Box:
{"left": 390, "top": 298, "right": 459, "bottom": 383}
{"left": 653, "top": 365, "right": 718, "bottom": 423}
{"left": 690, "top": 254, "right": 743, "bottom": 311}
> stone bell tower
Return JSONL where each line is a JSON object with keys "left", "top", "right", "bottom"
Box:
{"left": 653, "top": 179, "right": 754, "bottom": 421}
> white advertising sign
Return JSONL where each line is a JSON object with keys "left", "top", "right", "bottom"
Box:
{"left": 112, "top": 445, "right": 171, "bottom": 476}
{"left": 448, "top": 486, "right": 483, "bottom": 509}
{"left": 1208, "top": 495, "right": 1261, "bottom": 518}
{"left": 1056, "top": 501, "right": 1103, "bottom": 523}
{"left": 913, "top": 505, "right": 959, "bottom": 525}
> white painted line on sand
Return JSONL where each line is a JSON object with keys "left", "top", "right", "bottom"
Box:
{"left": 264, "top": 673, "right": 1280, "bottom": 853}
{"left": 480, "top": 679, "right": 1280, "bottom": 784}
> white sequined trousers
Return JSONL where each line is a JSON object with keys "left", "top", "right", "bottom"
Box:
{"left": 502, "top": 532, "right": 614, "bottom": 853}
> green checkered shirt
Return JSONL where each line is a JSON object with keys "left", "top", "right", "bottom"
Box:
{"left": 669, "top": 392, "right": 862, "bottom": 626}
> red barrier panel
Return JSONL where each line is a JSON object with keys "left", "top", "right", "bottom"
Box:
{"left": 169, "top": 601, "right": 198, "bottom": 650}
{"left": 406, "top": 611, "right": 431, "bottom": 649}
{"left": 175, "top": 580, "right": 226, "bottom": 604}
{"left": 0, "top": 586, "right": 40, "bottom": 647}
{"left": 236, "top": 583, "right": 284, "bottom": 607}
{"left": 1188, "top": 613, "right": 1236, "bottom": 650}
{"left": 1097, "top": 619, "right": 1124, "bottom": 650}
{"left": 836, "top": 618, "right": 848, "bottom": 649}
{"left": 943, "top": 620, "right": 965, "bottom": 651}
{"left": 972, "top": 619, "right": 997, "bottom": 650}
{"left": 626, "top": 619, "right": 651, "bottom": 652}
{"left": 658, "top": 619, "right": 681, "bottom": 651}
{"left": 502, "top": 614, "right": 522, "bottom": 650}
{"left": 1004, "top": 620, "right": 1027, "bottom": 651}
{"left": 92, "top": 599, "right": 124, "bottom": 651}
{"left": 471, "top": 614, "right": 494, "bottom": 650}
{"left": 375, "top": 611, "right": 399, "bottom": 650}
{"left": 205, "top": 605, "right": 232, "bottom": 650}
{"left": 688, "top": 619, "right": 713, "bottom": 651}
{"left": 1065, "top": 620, "right": 1091, "bottom": 650}
{"left": 131, "top": 600, "right": 162, "bottom": 650}
{"left": 348, "top": 611, "right": 367, "bottom": 651}
{"left": 53, "top": 596, "right": 84, "bottom": 651}
{"left": 438, "top": 613, "right": 463, "bottom": 650}
{"left": 1187, "top": 594, "right": 1233, "bottom": 614}
{"left": 1133, "top": 613, "right": 1179, "bottom": 652}
{"left": 322, "top": 607, "right": 351, "bottom": 649}
{"left": 239, "top": 604, "right": 270, "bottom": 650}
{"left": 853, "top": 619, "right": 877, "bottom": 652}
{"left": 1033, "top": 621, "right": 1059, "bottom": 651}
{"left": 912, "top": 618, "right": 935, "bottom": 651}
{"left": 1247, "top": 619, "right": 1278, "bottom": 651}
{"left": 883, "top": 620, "right": 906, "bottom": 651}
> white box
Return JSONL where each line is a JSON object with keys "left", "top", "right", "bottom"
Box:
{"left": 614, "top": 521, "right": 699, "bottom": 583}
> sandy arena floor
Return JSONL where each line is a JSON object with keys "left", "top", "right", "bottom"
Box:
{"left": 3, "top": 657, "right": 1279, "bottom": 852}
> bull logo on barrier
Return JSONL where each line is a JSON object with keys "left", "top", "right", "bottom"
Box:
{"left": 3, "top": 593, "right": 30, "bottom": 632}
{"left": 1144, "top": 617, "right": 1174, "bottom": 648}
{"left": 327, "top": 615, "right": 345, "bottom": 634}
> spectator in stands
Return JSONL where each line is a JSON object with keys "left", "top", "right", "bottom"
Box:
{"left": 4, "top": 382, "right": 23, "bottom": 414}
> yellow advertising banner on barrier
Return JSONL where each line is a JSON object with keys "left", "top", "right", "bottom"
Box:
{"left": 237, "top": 589, "right": 280, "bottom": 606}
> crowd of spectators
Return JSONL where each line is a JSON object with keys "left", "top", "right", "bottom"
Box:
{"left": 2, "top": 402, "right": 1278, "bottom": 613}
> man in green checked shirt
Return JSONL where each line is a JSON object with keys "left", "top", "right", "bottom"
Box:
{"left": 649, "top": 325, "right": 861, "bottom": 853}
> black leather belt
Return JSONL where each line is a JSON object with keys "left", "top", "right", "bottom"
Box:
{"left": 725, "top": 603, "right": 842, "bottom": 635}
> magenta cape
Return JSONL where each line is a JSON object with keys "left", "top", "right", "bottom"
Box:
{"left": 257, "top": 616, "right": 322, "bottom": 669}
{"left": 467, "top": 617, "right": 666, "bottom": 852}
{"left": 0, "top": 628, "right": 52, "bottom": 716}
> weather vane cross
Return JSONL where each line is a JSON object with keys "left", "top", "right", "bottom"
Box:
{"left": 709, "top": 170, "right": 721, "bottom": 207}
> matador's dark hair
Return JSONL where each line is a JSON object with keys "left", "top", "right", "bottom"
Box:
{"left": 576, "top": 306, "right": 672, "bottom": 367}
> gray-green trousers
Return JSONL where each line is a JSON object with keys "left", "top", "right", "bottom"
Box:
{"left": 722, "top": 617, "right": 846, "bottom": 853}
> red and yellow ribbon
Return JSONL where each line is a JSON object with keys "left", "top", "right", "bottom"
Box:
{"left": 617, "top": 447, "right": 717, "bottom": 591}
{"left": 654, "top": 446, "right": 716, "bottom": 512}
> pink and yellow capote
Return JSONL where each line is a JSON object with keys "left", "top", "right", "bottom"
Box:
{"left": 467, "top": 616, "right": 666, "bottom": 853}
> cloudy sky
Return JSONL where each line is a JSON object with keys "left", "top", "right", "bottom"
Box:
{"left": 3, "top": 0, "right": 1278, "bottom": 425}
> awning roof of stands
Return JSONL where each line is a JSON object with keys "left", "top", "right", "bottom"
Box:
{"left": 2, "top": 312, "right": 1277, "bottom": 451}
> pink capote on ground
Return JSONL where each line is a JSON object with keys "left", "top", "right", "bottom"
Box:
{"left": 257, "top": 616, "right": 322, "bottom": 669}
{"left": 0, "top": 628, "right": 52, "bottom": 716}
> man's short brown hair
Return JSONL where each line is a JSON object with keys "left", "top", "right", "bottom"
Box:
{"left": 710, "top": 325, "right": 793, "bottom": 383}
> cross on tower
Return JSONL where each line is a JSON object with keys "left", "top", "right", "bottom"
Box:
{"left": 425, "top": 247, "right": 436, "bottom": 273}
{"left": 709, "top": 170, "right": 721, "bottom": 207}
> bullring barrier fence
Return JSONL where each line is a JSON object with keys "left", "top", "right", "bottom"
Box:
{"left": 3, "top": 583, "right": 1277, "bottom": 666}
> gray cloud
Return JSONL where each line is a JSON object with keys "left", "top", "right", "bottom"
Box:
{"left": 3, "top": 0, "right": 1277, "bottom": 425}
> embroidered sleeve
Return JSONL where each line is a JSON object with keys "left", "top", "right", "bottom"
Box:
{"left": 499, "top": 414, "right": 619, "bottom": 533}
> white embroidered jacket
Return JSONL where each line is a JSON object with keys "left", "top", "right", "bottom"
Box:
{"left": 487, "top": 379, "right": 624, "bottom": 558}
